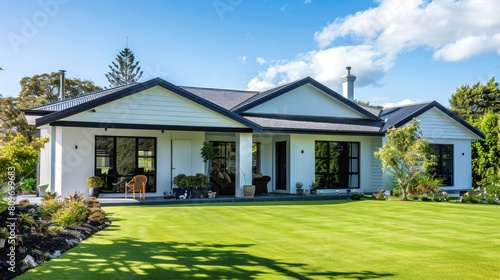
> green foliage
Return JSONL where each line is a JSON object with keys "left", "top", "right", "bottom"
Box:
{"left": 459, "top": 183, "right": 499, "bottom": 204}
{"left": 87, "top": 176, "right": 104, "bottom": 188}
{"left": 106, "top": 47, "right": 143, "bottom": 87}
{"left": 349, "top": 191, "right": 363, "bottom": 200}
{"left": 185, "top": 176, "right": 197, "bottom": 189}
{"left": 295, "top": 182, "right": 303, "bottom": 190}
{"left": 309, "top": 181, "right": 319, "bottom": 189}
{"left": 200, "top": 142, "right": 217, "bottom": 163}
{"left": 449, "top": 77, "right": 500, "bottom": 120}
{"left": 0, "top": 227, "right": 8, "bottom": 238}
{"left": 391, "top": 187, "right": 402, "bottom": 197}
{"left": 48, "top": 225, "right": 63, "bottom": 234}
{"left": 0, "top": 183, "right": 8, "bottom": 214}
{"left": 470, "top": 113, "right": 500, "bottom": 187}
{"left": 1, "top": 72, "right": 102, "bottom": 141}
{"left": 173, "top": 174, "right": 187, "bottom": 189}
{"left": 374, "top": 119, "right": 436, "bottom": 200}
{"left": 408, "top": 175, "right": 443, "bottom": 195}
{"left": 431, "top": 191, "right": 449, "bottom": 202}
{"left": 52, "top": 200, "right": 87, "bottom": 228}
{"left": 39, "top": 193, "right": 64, "bottom": 218}
{"left": 17, "top": 212, "right": 36, "bottom": 231}
{"left": 0, "top": 134, "right": 49, "bottom": 182}
{"left": 21, "top": 177, "right": 36, "bottom": 192}
{"left": 194, "top": 173, "right": 209, "bottom": 189}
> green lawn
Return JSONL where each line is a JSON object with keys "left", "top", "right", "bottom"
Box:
{"left": 19, "top": 200, "right": 500, "bottom": 279}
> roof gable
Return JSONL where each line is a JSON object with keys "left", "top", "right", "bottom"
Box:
{"left": 234, "top": 77, "right": 380, "bottom": 120}
{"left": 62, "top": 86, "right": 251, "bottom": 129}
{"left": 30, "top": 78, "right": 262, "bottom": 131}
{"left": 381, "top": 101, "right": 484, "bottom": 139}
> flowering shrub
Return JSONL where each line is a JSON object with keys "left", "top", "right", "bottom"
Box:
{"left": 458, "top": 185, "right": 499, "bottom": 204}
{"left": 432, "top": 191, "right": 449, "bottom": 202}
{"left": 350, "top": 190, "right": 363, "bottom": 200}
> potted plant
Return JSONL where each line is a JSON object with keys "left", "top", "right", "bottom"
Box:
{"left": 309, "top": 181, "right": 319, "bottom": 195}
{"left": 173, "top": 173, "right": 188, "bottom": 198}
{"left": 295, "top": 182, "right": 304, "bottom": 195}
{"left": 242, "top": 171, "right": 255, "bottom": 198}
{"left": 87, "top": 176, "right": 104, "bottom": 198}
{"left": 200, "top": 142, "right": 217, "bottom": 175}
{"left": 0, "top": 227, "right": 8, "bottom": 248}
{"left": 193, "top": 173, "right": 210, "bottom": 198}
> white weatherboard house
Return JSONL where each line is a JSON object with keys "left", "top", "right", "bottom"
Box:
{"left": 23, "top": 68, "right": 484, "bottom": 198}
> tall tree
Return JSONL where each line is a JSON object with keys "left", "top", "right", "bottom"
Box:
{"left": 0, "top": 72, "right": 102, "bottom": 142}
{"left": 105, "top": 47, "right": 143, "bottom": 87}
{"left": 470, "top": 112, "right": 500, "bottom": 186}
{"left": 449, "top": 77, "right": 500, "bottom": 120}
{"left": 374, "top": 119, "right": 436, "bottom": 200}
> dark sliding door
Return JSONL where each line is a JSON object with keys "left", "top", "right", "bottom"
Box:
{"left": 276, "top": 141, "right": 287, "bottom": 191}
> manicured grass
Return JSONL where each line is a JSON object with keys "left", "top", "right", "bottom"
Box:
{"left": 19, "top": 200, "right": 500, "bottom": 279}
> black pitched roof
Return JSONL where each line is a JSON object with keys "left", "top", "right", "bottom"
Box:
{"left": 243, "top": 114, "right": 384, "bottom": 135}
{"left": 379, "top": 101, "right": 485, "bottom": 138}
{"left": 23, "top": 77, "right": 483, "bottom": 139}
{"left": 180, "top": 86, "right": 258, "bottom": 110}
{"left": 25, "top": 78, "right": 262, "bottom": 132}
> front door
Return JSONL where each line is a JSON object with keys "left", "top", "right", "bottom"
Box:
{"left": 171, "top": 140, "right": 192, "bottom": 188}
{"left": 276, "top": 141, "right": 287, "bottom": 191}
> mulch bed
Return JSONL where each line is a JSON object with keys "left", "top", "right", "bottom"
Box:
{"left": 0, "top": 202, "right": 110, "bottom": 280}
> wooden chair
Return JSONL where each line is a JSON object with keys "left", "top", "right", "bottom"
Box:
{"left": 125, "top": 175, "right": 147, "bottom": 199}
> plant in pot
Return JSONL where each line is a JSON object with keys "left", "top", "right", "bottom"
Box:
{"left": 87, "top": 175, "right": 104, "bottom": 198}
{"left": 173, "top": 173, "right": 188, "bottom": 198}
{"left": 194, "top": 173, "right": 210, "bottom": 198}
{"left": 296, "top": 182, "right": 304, "bottom": 195}
{"left": 309, "top": 181, "right": 319, "bottom": 195}
{"left": 242, "top": 171, "right": 255, "bottom": 198}
{"left": 200, "top": 142, "right": 217, "bottom": 175}
{"left": 0, "top": 227, "right": 8, "bottom": 248}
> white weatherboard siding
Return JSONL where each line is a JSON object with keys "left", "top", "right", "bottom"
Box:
{"left": 62, "top": 86, "right": 247, "bottom": 129}
{"left": 245, "top": 84, "right": 366, "bottom": 119}
{"left": 369, "top": 137, "right": 383, "bottom": 193}
{"left": 417, "top": 108, "right": 482, "bottom": 140}
{"left": 49, "top": 125, "right": 205, "bottom": 198}
{"left": 38, "top": 127, "right": 52, "bottom": 188}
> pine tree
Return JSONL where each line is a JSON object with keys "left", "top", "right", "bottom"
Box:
{"left": 105, "top": 48, "right": 143, "bottom": 87}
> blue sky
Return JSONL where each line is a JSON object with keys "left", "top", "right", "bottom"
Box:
{"left": 1, "top": 0, "right": 499, "bottom": 108}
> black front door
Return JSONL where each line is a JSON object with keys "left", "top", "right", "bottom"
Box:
{"left": 276, "top": 141, "right": 287, "bottom": 191}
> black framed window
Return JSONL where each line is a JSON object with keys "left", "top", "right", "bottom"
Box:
{"left": 315, "top": 141, "right": 359, "bottom": 189}
{"left": 95, "top": 136, "right": 156, "bottom": 193}
{"left": 210, "top": 142, "right": 260, "bottom": 174}
{"left": 431, "top": 144, "right": 453, "bottom": 186}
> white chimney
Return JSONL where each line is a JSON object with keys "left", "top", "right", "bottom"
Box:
{"left": 59, "top": 70, "right": 66, "bottom": 101}
{"left": 340, "top": 66, "right": 356, "bottom": 101}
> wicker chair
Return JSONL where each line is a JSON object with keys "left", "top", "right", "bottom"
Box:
{"left": 125, "top": 175, "right": 147, "bottom": 199}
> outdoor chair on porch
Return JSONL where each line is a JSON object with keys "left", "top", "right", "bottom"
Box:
{"left": 125, "top": 175, "right": 147, "bottom": 199}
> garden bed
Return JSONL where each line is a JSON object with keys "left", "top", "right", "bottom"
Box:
{"left": 0, "top": 197, "right": 110, "bottom": 280}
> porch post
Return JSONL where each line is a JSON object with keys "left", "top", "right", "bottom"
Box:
{"left": 235, "top": 133, "right": 252, "bottom": 197}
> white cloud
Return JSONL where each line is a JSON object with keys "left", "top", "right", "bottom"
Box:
{"left": 239, "top": 55, "right": 247, "bottom": 64}
{"left": 256, "top": 57, "right": 267, "bottom": 65}
{"left": 248, "top": 45, "right": 392, "bottom": 91}
{"left": 279, "top": 5, "right": 287, "bottom": 11}
{"left": 383, "top": 99, "right": 414, "bottom": 108}
{"left": 304, "top": 0, "right": 312, "bottom": 4}
{"left": 314, "top": 0, "right": 500, "bottom": 61}
{"left": 248, "top": 0, "right": 500, "bottom": 91}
